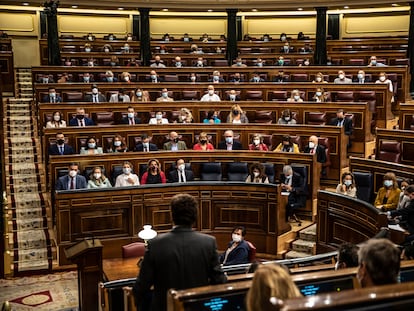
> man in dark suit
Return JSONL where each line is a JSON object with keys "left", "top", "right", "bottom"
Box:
{"left": 329, "top": 109, "right": 353, "bottom": 148}
{"left": 55, "top": 163, "right": 87, "bottom": 190}
{"left": 135, "top": 134, "right": 158, "bottom": 152}
{"left": 120, "top": 106, "right": 141, "bottom": 125}
{"left": 68, "top": 107, "right": 95, "bottom": 126}
{"left": 84, "top": 84, "right": 107, "bottom": 102}
{"left": 280, "top": 165, "right": 307, "bottom": 223}
{"left": 163, "top": 131, "right": 188, "bottom": 151}
{"left": 145, "top": 70, "right": 164, "bottom": 83}
{"left": 353, "top": 70, "right": 371, "bottom": 83}
{"left": 218, "top": 130, "right": 243, "bottom": 150}
{"left": 48, "top": 132, "right": 74, "bottom": 155}
{"left": 133, "top": 193, "right": 226, "bottom": 311}
{"left": 390, "top": 185, "right": 414, "bottom": 244}
{"left": 304, "top": 135, "right": 326, "bottom": 164}
{"left": 168, "top": 159, "right": 194, "bottom": 183}
{"left": 42, "top": 87, "right": 62, "bottom": 103}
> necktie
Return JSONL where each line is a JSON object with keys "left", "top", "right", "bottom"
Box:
{"left": 181, "top": 172, "right": 185, "bottom": 183}
{"left": 144, "top": 147, "right": 147, "bottom": 152}
{"left": 59, "top": 146, "right": 64, "bottom": 155}
{"left": 80, "top": 120, "right": 84, "bottom": 127}
{"left": 129, "top": 118, "right": 134, "bottom": 125}
{"left": 70, "top": 177, "right": 75, "bottom": 189}
{"left": 311, "top": 148, "right": 315, "bottom": 154}
{"left": 93, "top": 95, "right": 98, "bottom": 103}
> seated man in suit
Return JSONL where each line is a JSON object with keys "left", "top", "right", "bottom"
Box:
{"left": 55, "top": 162, "right": 87, "bottom": 190}
{"left": 334, "top": 70, "right": 352, "bottom": 84}
{"left": 102, "top": 70, "right": 118, "bottom": 82}
{"left": 168, "top": 159, "right": 194, "bottom": 183}
{"left": 390, "top": 185, "right": 414, "bottom": 244}
{"left": 120, "top": 106, "right": 141, "bottom": 125}
{"left": 42, "top": 87, "right": 62, "bottom": 103}
{"left": 156, "top": 88, "right": 174, "bottom": 102}
{"left": 329, "top": 109, "right": 353, "bottom": 147}
{"left": 69, "top": 107, "right": 95, "bottom": 126}
{"left": 218, "top": 130, "right": 243, "bottom": 150}
{"left": 304, "top": 135, "right": 326, "bottom": 164}
{"left": 209, "top": 70, "right": 225, "bottom": 83}
{"left": 353, "top": 70, "right": 371, "bottom": 83}
{"left": 163, "top": 131, "right": 188, "bottom": 151}
{"left": 48, "top": 132, "right": 74, "bottom": 156}
{"left": 84, "top": 84, "right": 107, "bottom": 103}
{"left": 109, "top": 88, "right": 131, "bottom": 103}
{"left": 145, "top": 70, "right": 163, "bottom": 83}
{"left": 280, "top": 165, "right": 307, "bottom": 223}
{"left": 135, "top": 134, "right": 158, "bottom": 152}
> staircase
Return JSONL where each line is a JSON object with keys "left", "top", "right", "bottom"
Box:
{"left": 2, "top": 69, "right": 53, "bottom": 275}
{"left": 285, "top": 223, "right": 317, "bottom": 259}
{"left": 15, "top": 68, "right": 34, "bottom": 99}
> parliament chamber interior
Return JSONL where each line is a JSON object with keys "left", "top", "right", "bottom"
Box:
{"left": 2, "top": 0, "right": 414, "bottom": 310}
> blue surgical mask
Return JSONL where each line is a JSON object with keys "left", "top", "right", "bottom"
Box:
{"left": 88, "top": 143, "right": 96, "bottom": 149}
{"left": 213, "top": 76, "right": 219, "bottom": 81}
{"left": 384, "top": 180, "right": 393, "bottom": 187}
{"left": 106, "top": 77, "right": 113, "bottom": 82}
{"left": 344, "top": 180, "right": 352, "bottom": 187}
{"left": 225, "top": 137, "right": 233, "bottom": 144}
{"left": 253, "top": 77, "right": 260, "bottom": 82}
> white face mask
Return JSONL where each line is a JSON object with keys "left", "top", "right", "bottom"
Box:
{"left": 344, "top": 180, "right": 352, "bottom": 187}
{"left": 304, "top": 61, "right": 310, "bottom": 66}
{"left": 229, "top": 94, "right": 236, "bottom": 101}
{"left": 178, "top": 164, "right": 185, "bottom": 171}
{"left": 124, "top": 76, "right": 130, "bottom": 82}
{"left": 339, "top": 74, "right": 345, "bottom": 80}
{"left": 69, "top": 170, "right": 77, "bottom": 177}
{"left": 181, "top": 115, "right": 187, "bottom": 121}
{"left": 294, "top": 95, "right": 300, "bottom": 101}
{"left": 123, "top": 167, "right": 131, "bottom": 175}
{"left": 197, "top": 61, "right": 203, "bottom": 66}
{"left": 88, "top": 143, "right": 96, "bottom": 149}
{"left": 92, "top": 88, "right": 98, "bottom": 94}
{"left": 379, "top": 76, "right": 386, "bottom": 82}
{"left": 104, "top": 48, "right": 109, "bottom": 53}
{"left": 114, "top": 141, "right": 122, "bottom": 147}
{"left": 208, "top": 90, "right": 214, "bottom": 95}
{"left": 85, "top": 48, "right": 91, "bottom": 52}
{"left": 190, "top": 76, "right": 196, "bottom": 81}
{"left": 253, "top": 139, "right": 260, "bottom": 145}
{"left": 53, "top": 115, "right": 60, "bottom": 121}
{"left": 156, "top": 114, "right": 162, "bottom": 120}
{"left": 309, "top": 142, "right": 315, "bottom": 149}
{"left": 316, "top": 92, "right": 322, "bottom": 97}
{"left": 253, "top": 172, "right": 260, "bottom": 178}
{"left": 142, "top": 142, "right": 149, "bottom": 149}
{"left": 232, "top": 233, "right": 242, "bottom": 243}
{"left": 316, "top": 77, "right": 322, "bottom": 82}
{"left": 93, "top": 173, "right": 101, "bottom": 179}
{"left": 136, "top": 91, "right": 142, "bottom": 97}
{"left": 357, "top": 73, "right": 364, "bottom": 79}
{"left": 128, "top": 112, "right": 134, "bottom": 118}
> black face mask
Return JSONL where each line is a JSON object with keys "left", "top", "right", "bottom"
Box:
{"left": 338, "top": 117, "right": 344, "bottom": 121}
{"left": 151, "top": 166, "right": 157, "bottom": 171}
{"left": 56, "top": 139, "right": 65, "bottom": 145}
{"left": 76, "top": 114, "right": 84, "bottom": 120}
{"left": 200, "top": 140, "right": 207, "bottom": 145}
{"left": 173, "top": 138, "right": 179, "bottom": 143}
{"left": 233, "top": 110, "right": 240, "bottom": 115}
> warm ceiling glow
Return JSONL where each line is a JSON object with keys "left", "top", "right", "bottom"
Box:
{"left": 117, "top": 7, "right": 124, "bottom": 10}
{"left": 344, "top": 6, "right": 349, "bottom": 9}
{"left": 252, "top": 9, "right": 258, "bottom": 12}
{"left": 71, "top": 5, "right": 78, "bottom": 9}
{"left": 297, "top": 8, "right": 303, "bottom": 11}
{"left": 162, "top": 8, "right": 169, "bottom": 11}
{"left": 22, "top": 2, "right": 29, "bottom": 5}
{"left": 207, "top": 9, "right": 213, "bottom": 12}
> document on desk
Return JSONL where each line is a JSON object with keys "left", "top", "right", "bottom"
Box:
{"left": 389, "top": 224, "right": 406, "bottom": 232}
{"left": 281, "top": 191, "right": 290, "bottom": 196}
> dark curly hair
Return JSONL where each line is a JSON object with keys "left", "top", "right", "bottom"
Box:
{"left": 171, "top": 193, "right": 198, "bottom": 226}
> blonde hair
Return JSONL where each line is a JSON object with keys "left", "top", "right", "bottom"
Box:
{"left": 246, "top": 264, "right": 301, "bottom": 311}
{"left": 228, "top": 104, "right": 244, "bottom": 123}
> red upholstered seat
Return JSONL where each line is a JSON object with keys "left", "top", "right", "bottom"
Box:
{"left": 291, "top": 73, "right": 308, "bottom": 82}
{"left": 245, "top": 240, "right": 256, "bottom": 262}
{"left": 254, "top": 111, "right": 273, "bottom": 124}
{"left": 269, "top": 91, "right": 288, "bottom": 101}
{"left": 307, "top": 112, "right": 326, "bottom": 125}
{"left": 349, "top": 58, "right": 365, "bottom": 66}
{"left": 335, "top": 91, "right": 354, "bottom": 102}
{"left": 377, "top": 141, "right": 401, "bottom": 163}
{"left": 245, "top": 90, "right": 263, "bottom": 101}
{"left": 122, "top": 242, "right": 146, "bottom": 258}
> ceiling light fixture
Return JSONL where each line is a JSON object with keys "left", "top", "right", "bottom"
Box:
{"left": 207, "top": 9, "right": 213, "bottom": 12}
{"left": 297, "top": 8, "right": 303, "bottom": 11}
{"left": 344, "top": 6, "right": 349, "bottom": 9}
{"left": 252, "top": 9, "right": 258, "bottom": 12}
{"left": 71, "top": 5, "right": 78, "bottom": 9}
{"left": 22, "top": 2, "right": 29, "bottom": 5}
{"left": 118, "top": 7, "right": 124, "bottom": 10}
{"left": 162, "top": 8, "right": 168, "bottom": 11}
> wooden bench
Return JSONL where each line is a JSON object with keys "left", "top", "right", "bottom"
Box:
{"left": 398, "top": 103, "right": 414, "bottom": 130}
{"left": 375, "top": 128, "right": 414, "bottom": 166}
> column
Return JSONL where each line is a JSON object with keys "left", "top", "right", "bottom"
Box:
{"left": 44, "top": 0, "right": 61, "bottom": 66}
{"left": 314, "top": 7, "right": 328, "bottom": 65}
{"left": 328, "top": 14, "right": 340, "bottom": 40}
{"left": 226, "top": 9, "right": 238, "bottom": 65}
{"left": 132, "top": 15, "right": 140, "bottom": 40}
{"left": 139, "top": 8, "right": 151, "bottom": 66}
{"left": 408, "top": 2, "right": 414, "bottom": 93}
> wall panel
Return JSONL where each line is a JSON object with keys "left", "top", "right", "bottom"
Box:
{"left": 244, "top": 17, "right": 316, "bottom": 38}
{"left": 12, "top": 38, "right": 39, "bottom": 67}
{"left": 58, "top": 15, "right": 129, "bottom": 36}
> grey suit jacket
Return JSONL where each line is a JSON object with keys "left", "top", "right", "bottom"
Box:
{"left": 163, "top": 141, "right": 187, "bottom": 150}
{"left": 133, "top": 226, "right": 226, "bottom": 311}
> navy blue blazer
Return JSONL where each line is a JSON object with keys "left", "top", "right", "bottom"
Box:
{"left": 42, "top": 95, "right": 62, "bottom": 103}
{"left": 135, "top": 143, "right": 158, "bottom": 152}
{"left": 69, "top": 117, "right": 95, "bottom": 126}
{"left": 48, "top": 144, "right": 74, "bottom": 155}
{"left": 120, "top": 117, "right": 142, "bottom": 125}
{"left": 219, "top": 240, "right": 250, "bottom": 266}
{"left": 218, "top": 140, "right": 243, "bottom": 150}
{"left": 55, "top": 174, "right": 87, "bottom": 190}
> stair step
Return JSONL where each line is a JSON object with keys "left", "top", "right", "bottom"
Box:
{"left": 292, "top": 239, "right": 316, "bottom": 254}
{"left": 285, "top": 250, "right": 313, "bottom": 259}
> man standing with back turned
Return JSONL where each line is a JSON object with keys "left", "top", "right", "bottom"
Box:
{"left": 133, "top": 193, "right": 226, "bottom": 311}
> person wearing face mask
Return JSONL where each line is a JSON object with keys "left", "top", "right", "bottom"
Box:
{"left": 336, "top": 172, "right": 357, "bottom": 198}
{"left": 122, "top": 43, "right": 131, "bottom": 54}
{"left": 219, "top": 226, "right": 250, "bottom": 266}
{"left": 135, "top": 134, "right": 158, "bottom": 152}
{"left": 334, "top": 70, "right": 352, "bottom": 84}
{"left": 231, "top": 57, "right": 247, "bottom": 68}
{"left": 106, "top": 33, "right": 116, "bottom": 41}
{"left": 125, "top": 33, "right": 134, "bottom": 41}
{"left": 280, "top": 42, "right": 292, "bottom": 53}
{"left": 69, "top": 107, "right": 95, "bottom": 126}
{"left": 43, "top": 87, "right": 62, "bottom": 103}
{"left": 279, "top": 33, "right": 287, "bottom": 42}
{"left": 275, "top": 56, "right": 286, "bottom": 66}
{"left": 85, "top": 33, "right": 95, "bottom": 41}
{"left": 127, "top": 57, "right": 139, "bottom": 67}
{"left": 227, "top": 104, "right": 249, "bottom": 124}
{"left": 145, "top": 70, "right": 163, "bottom": 83}
{"left": 203, "top": 111, "right": 221, "bottom": 124}
{"left": 56, "top": 163, "right": 87, "bottom": 190}
{"left": 230, "top": 74, "right": 244, "bottom": 83}
{"left": 149, "top": 111, "right": 169, "bottom": 125}
{"left": 375, "top": 72, "right": 394, "bottom": 93}
{"left": 150, "top": 55, "right": 166, "bottom": 68}
{"left": 168, "top": 159, "right": 195, "bottom": 183}
{"left": 101, "top": 44, "right": 112, "bottom": 53}
{"left": 163, "top": 131, "right": 188, "bottom": 151}
{"left": 248, "top": 134, "right": 269, "bottom": 151}
{"left": 329, "top": 109, "right": 353, "bottom": 147}
{"left": 188, "top": 73, "right": 198, "bottom": 83}
{"left": 312, "top": 72, "right": 327, "bottom": 84}
{"left": 352, "top": 70, "right": 371, "bottom": 84}
{"left": 120, "top": 71, "right": 132, "bottom": 83}
{"left": 287, "top": 90, "right": 303, "bottom": 102}
{"left": 255, "top": 58, "right": 265, "bottom": 67}
{"left": 110, "top": 56, "right": 120, "bottom": 67}
{"left": 263, "top": 34, "right": 271, "bottom": 41}
{"left": 107, "top": 134, "right": 128, "bottom": 153}
{"left": 83, "top": 43, "right": 92, "bottom": 53}
{"left": 85, "top": 85, "right": 106, "bottom": 103}
{"left": 141, "top": 159, "right": 167, "bottom": 185}
{"left": 115, "top": 161, "right": 140, "bottom": 187}
{"left": 218, "top": 130, "right": 243, "bottom": 150}
{"left": 200, "top": 85, "right": 221, "bottom": 102}
{"left": 299, "top": 58, "right": 310, "bottom": 67}
{"left": 227, "top": 89, "right": 239, "bottom": 101}
{"left": 131, "top": 88, "right": 149, "bottom": 102}
{"left": 273, "top": 70, "right": 289, "bottom": 83}
{"left": 304, "top": 135, "right": 327, "bottom": 164}
{"left": 274, "top": 135, "right": 299, "bottom": 153}
{"left": 177, "top": 108, "right": 193, "bottom": 124}
{"left": 389, "top": 185, "right": 414, "bottom": 244}
{"left": 194, "top": 57, "right": 205, "bottom": 67}
{"left": 46, "top": 111, "right": 67, "bottom": 128}
{"left": 368, "top": 55, "right": 387, "bottom": 67}
{"left": 87, "top": 166, "right": 112, "bottom": 189}
{"left": 110, "top": 88, "right": 131, "bottom": 103}
{"left": 245, "top": 163, "right": 269, "bottom": 183}
{"left": 120, "top": 106, "right": 141, "bottom": 125}
{"left": 277, "top": 109, "right": 296, "bottom": 125}
{"left": 80, "top": 137, "right": 103, "bottom": 155}
{"left": 312, "top": 87, "right": 327, "bottom": 102}
{"left": 374, "top": 172, "right": 401, "bottom": 211}
{"left": 397, "top": 179, "right": 413, "bottom": 210}
{"left": 48, "top": 132, "right": 74, "bottom": 155}
{"left": 174, "top": 56, "right": 184, "bottom": 68}
{"left": 193, "top": 132, "right": 215, "bottom": 151}
{"left": 281, "top": 165, "right": 307, "bottom": 223}
{"left": 249, "top": 73, "right": 265, "bottom": 83}
{"left": 182, "top": 33, "right": 192, "bottom": 42}
{"left": 209, "top": 70, "right": 225, "bottom": 83}
{"left": 103, "top": 70, "right": 118, "bottom": 83}
{"left": 156, "top": 88, "right": 174, "bottom": 102}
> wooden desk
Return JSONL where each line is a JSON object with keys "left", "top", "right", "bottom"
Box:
{"left": 103, "top": 257, "right": 140, "bottom": 281}
{"left": 398, "top": 103, "right": 414, "bottom": 130}
{"left": 375, "top": 128, "right": 414, "bottom": 166}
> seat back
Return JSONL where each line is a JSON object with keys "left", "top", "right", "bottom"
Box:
{"left": 245, "top": 240, "right": 256, "bottom": 262}
{"left": 291, "top": 164, "right": 308, "bottom": 195}
{"left": 111, "top": 165, "right": 124, "bottom": 185}
{"left": 335, "top": 91, "right": 354, "bottom": 102}
{"left": 164, "top": 74, "right": 179, "bottom": 82}
{"left": 353, "top": 171, "right": 373, "bottom": 202}
{"left": 307, "top": 112, "right": 326, "bottom": 125}
{"left": 377, "top": 141, "right": 401, "bottom": 163}
{"left": 227, "top": 162, "right": 248, "bottom": 181}
{"left": 92, "top": 112, "right": 115, "bottom": 125}
{"left": 262, "top": 162, "right": 275, "bottom": 183}
{"left": 254, "top": 111, "right": 273, "bottom": 124}
{"left": 212, "top": 60, "right": 228, "bottom": 66}
{"left": 245, "top": 90, "right": 263, "bottom": 101}
{"left": 122, "top": 242, "right": 146, "bottom": 258}
{"left": 63, "top": 91, "right": 84, "bottom": 102}
{"left": 181, "top": 90, "right": 199, "bottom": 101}
{"left": 291, "top": 73, "right": 308, "bottom": 82}
{"left": 348, "top": 58, "right": 365, "bottom": 66}
{"left": 200, "top": 162, "right": 222, "bottom": 181}
{"left": 269, "top": 91, "right": 288, "bottom": 101}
